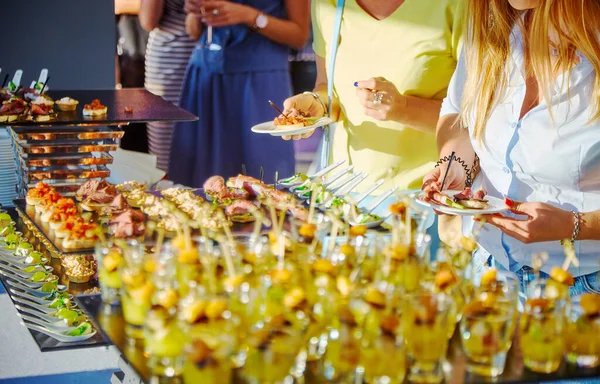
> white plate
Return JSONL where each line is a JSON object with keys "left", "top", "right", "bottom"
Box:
{"left": 414, "top": 190, "right": 508, "bottom": 216}
{"left": 251, "top": 117, "right": 333, "bottom": 137}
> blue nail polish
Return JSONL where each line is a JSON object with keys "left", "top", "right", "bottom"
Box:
{"left": 353, "top": 82, "right": 358, "bottom": 87}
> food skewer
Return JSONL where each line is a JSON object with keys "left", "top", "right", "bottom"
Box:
{"left": 273, "top": 171, "right": 278, "bottom": 188}
{"left": 1, "top": 74, "right": 8, "bottom": 88}
{"left": 404, "top": 200, "right": 412, "bottom": 245}
{"left": 562, "top": 241, "right": 579, "bottom": 270}
{"left": 260, "top": 167, "right": 264, "bottom": 183}
{"left": 219, "top": 235, "right": 237, "bottom": 280}
{"left": 307, "top": 179, "right": 321, "bottom": 224}
{"left": 268, "top": 100, "right": 289, "bottom": 118}
{"left": 241, "top": 164, "right": 247, "bottom": 176}
{"left": 38, "top": 77, "right": 50, "bottom": 94}
{"left": 439, "top": 151, "right": 456, "bottom": 191}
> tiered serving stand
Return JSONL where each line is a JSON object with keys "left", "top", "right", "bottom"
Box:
{"left": 0, "top": 88, "right": 196, "bottom": 352}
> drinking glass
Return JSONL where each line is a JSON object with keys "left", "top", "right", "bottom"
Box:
{"left": 519, "top": 279, "right": 567, "bottom": 373}
{"left": 95, "top": 243, "right": 122, "bottom": 305}
{"left": 460, "top": 270, "right": 519, "bottom": 377}
{"left": 402, "top": 291, "right": 452, "bottom": 383}
{"left": 144, "top": 245, "right": 185, "bottom": 377}
{"left": 120, "top": 239, "right": 152, "bottom": 340}
{"left": 566, "top": 293, "right": 600, "bottom": 368}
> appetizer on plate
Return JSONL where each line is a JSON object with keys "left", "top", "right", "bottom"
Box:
{"left": 29, "top": 96, "right": 55, "bottom": 122}
{"left": 423, "top": 188, "right": 489, "bottom": 210}
{"left": 452, "top": 188, "right": 489, "bottom": 209}
{"left": 55, "top": 97, "right": 79, "bottom": 112}
{"left": 108, "top": 209, "right": 146, "bottom": 239}
{"left": 203, "top": 175, "right": 250, "bottom": 204}
{"left": 224, "top": 200, "right": 259, "bottom": 223}
{"left": 82, "top": 99, "right": 107, "bottom": 116}
{"left": 61, "top": 220, "right": 100, "bottom": 250}
{"left": 0, "top": 96, "right": 28, "bottom": 123}
{"left": 26, "top": 182, "right": 54, "bottom": 206}
{"left": 274, "top": 114, "right": 310, "bottom": 129}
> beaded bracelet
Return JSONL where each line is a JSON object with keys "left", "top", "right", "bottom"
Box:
{"left": 435, "top": 154, "right": 480, "bottom": 188}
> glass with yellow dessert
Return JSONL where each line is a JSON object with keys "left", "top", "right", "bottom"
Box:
{"left": 120, "top": 239, "right": 153, "bottom": 340}
{"left": 519, "top": 279, "right": 567, "bottom": 374}
{"left": 460, "top": 268, "right": 519, "bottom": 377}
{"left": 95, "top": 243, "right": 123, "bottom": 305}
{"left": 566, "top": 293, "right": 600, "bottom": 368}
{"left": 180, "top": 284, "right": 240, "bottom": 383}
{"left": 402, "top": 291, "right": 452, "bottom": 383}
{"left": 144, "top": 245, "right": 185, "bottom": 377}
{"left": 240, "top": 263, "right": 307, "bottom": 384}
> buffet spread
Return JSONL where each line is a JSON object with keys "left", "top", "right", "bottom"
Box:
{"left": 0, "top": 83, "right": 599, "bottom": 384}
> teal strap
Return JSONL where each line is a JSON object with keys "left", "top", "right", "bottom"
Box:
{"left": 320, "top": 0, "right": 345, "bottom": 170}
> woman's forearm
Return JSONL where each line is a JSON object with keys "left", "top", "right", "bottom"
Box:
{"left": 139, "top": 0, "right": 165, "bottom": 31}
{"left": 395, "top": 96, "right": 442, "bottom": 134}
{"left": 580, "top": 210, "right": 600, "bottom": 241}
{"left": 312, "top": 56, "right": 341, "bottom": 121}
{"left": 437, "top": 113, "right": 476, "bottom": 165}
{"left": 243, "top": 0, "right": 310, "bottom": 50}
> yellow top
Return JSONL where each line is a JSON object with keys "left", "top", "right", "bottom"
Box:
{"left": 313, "top": 0, "right": 464, "bottom": 192}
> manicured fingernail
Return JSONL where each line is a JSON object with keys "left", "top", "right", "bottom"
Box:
{"left": 504, "top": 197, "right": 514, "bottom": 207}
{"left": 473, "top": 217, "right": 481, "bottom": 222}
{"left": 353, "top": 82, "right": 358, "bottom": 87}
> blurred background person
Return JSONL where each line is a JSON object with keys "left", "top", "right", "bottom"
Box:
{"left": 139, "top": 0, "right": 196, "bottom": 172}
{"left": 168, "top": 0, "right": 310, "bottom": 187}
{"left": 281, "top": 0, "right": 464, "bottom": 193}
{"left": 115, "top": 0, "right": 149, "bottom": 153}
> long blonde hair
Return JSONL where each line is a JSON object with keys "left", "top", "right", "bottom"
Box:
{"left": 462, "top": 0, "right": 600, "bottom": 141}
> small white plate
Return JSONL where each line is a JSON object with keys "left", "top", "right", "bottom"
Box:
{"left": 251, "top": 117, "right": 333, "bottom": 137}
{"left": 414, "top": 190, "right": 508, "bottom": 216}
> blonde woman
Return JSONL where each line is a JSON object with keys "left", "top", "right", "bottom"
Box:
{"left": 279, "top": 0, "right": 465, "bottom": 193}
{"left": 423, "top": 0, "right": 600, "bottom": 295}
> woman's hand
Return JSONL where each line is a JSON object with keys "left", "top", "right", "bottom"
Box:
{"left": 478, "top": 198, "right": 574, "bottom": 244}
{"left": 422, "top": 163, "right": 467, "bottom": 193}
{"left": 192, "top": 0, "right": 258, "bottom": 27}
{"left": 280, "top": 93, "right": 326, "bottom": 141}
{"left": 355, "top": 77, "right": 406, "bottom": 121}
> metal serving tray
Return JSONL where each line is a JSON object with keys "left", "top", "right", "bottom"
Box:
{"left": 5, "top": 89, "right": 197, "bottom": 128}
{"left": 21, "top": 152, "right": 114, "bottom": 167}
{"left": 23, "top": 165, "right": 111, "bottom": 183}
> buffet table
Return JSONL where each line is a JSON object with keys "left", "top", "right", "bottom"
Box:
{"left": 76, "top": 292, "right": 600, "bottom": 384}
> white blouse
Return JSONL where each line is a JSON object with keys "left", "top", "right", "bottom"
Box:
{"left": 440, "top": 26, "right": 600, "bottom": 277}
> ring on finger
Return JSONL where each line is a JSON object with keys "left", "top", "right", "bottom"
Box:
{"left": 372, "top": 91, "right": 384, "bottom": 105}
{"left": 212, "top": 8, "right": 220, "bottom": 15}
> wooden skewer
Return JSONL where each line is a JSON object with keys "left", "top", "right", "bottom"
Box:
{"left": 404, "top": 200, "right": 411, "bottom": 245}
{"left": 154, "top": 227, "right": 165, "bottom": 257}
{"left": 562, "top": 242, "right": 579, "bottom": 270}
{"left": 268, "top": 100, "right": 289, "bottom": 118}
{"left": 220, "top": 236, "right": 237, "bottom": 278}
{"left": 307, "top": 180, "right": 320, "bottom": 224}
{"left": 96, "top": 226, "right": 108, "bottom": 248}
{"left": 183, "top": 224, "right": 192, "bottom": 250}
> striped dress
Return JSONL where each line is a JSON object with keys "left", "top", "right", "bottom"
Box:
{"left": 144, "top": 0, "right": 195, "bottom": 172}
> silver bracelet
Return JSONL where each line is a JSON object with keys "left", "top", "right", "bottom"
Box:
{"left": 565, "top": 210, "right": 581, "bottom": 244}
{"left": 303, "top": 91, "right": 328, "bottom": 117}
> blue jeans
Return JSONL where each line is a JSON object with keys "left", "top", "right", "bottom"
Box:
{"left": 483, "top": 256, "right": 600, "bottom": 297}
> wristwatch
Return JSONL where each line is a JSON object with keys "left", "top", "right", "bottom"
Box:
{"left": 253, "top": 12, "right": 268, "bottom": 30}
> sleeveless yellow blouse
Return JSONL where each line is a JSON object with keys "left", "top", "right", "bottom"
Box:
{"left": 312, "top": 0, "right": 464, "bottom": 192}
